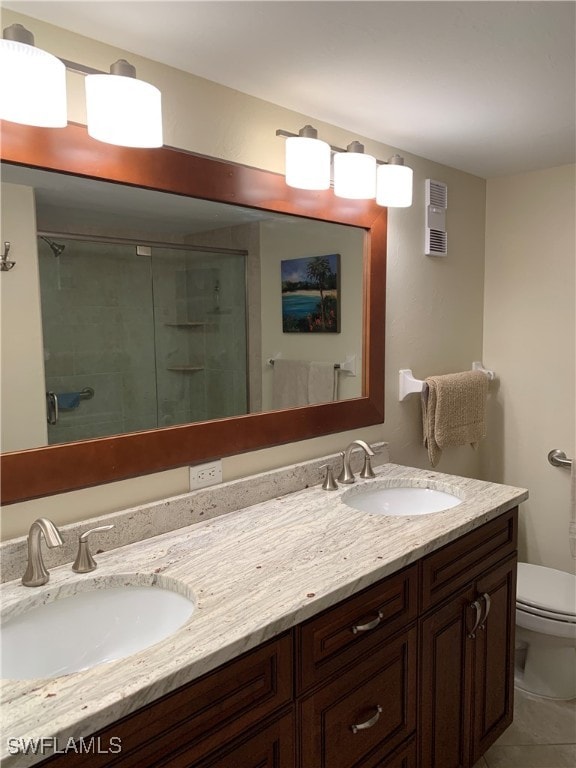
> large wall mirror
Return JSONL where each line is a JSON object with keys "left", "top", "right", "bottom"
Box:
{"left": 0, "top": 122, "right": 387, "bottom": 504}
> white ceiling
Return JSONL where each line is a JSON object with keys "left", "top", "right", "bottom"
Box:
{"left": 4, "top": 1, "right": 576, "bottom": 178}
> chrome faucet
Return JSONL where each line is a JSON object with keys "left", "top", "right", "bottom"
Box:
{"left": 22, "top": 518, "right": 64, "bottom": 587}
{"left": 338, "top": 439, "right": 376, "bottom": 484}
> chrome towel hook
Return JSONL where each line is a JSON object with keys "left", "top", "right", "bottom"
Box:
{"left": 0, "top": 242, "right": 15, "bottom": 271}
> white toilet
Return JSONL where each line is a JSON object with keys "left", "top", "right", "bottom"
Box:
{"left": 515, "top": 562, "right": 576, "bottom": 700}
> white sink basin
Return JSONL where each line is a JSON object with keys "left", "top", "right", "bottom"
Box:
{"left": 342, "top": 484, "right": 462, "bottom": 517}
{"left": 1, "top": 583, "right": 194, "bottom": 680}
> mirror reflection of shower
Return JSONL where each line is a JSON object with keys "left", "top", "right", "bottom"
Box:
{"left": 36, "top": 233, "right": 248, "bottom": 445}
{"left": 39, "top": 235, "right": 66, "bottom": 257}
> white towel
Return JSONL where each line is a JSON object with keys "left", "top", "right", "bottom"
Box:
{"left": 308, "top": 362, "right": 337, "bottom": 404}
{"left": 272, "top": 359, "right": 310, "bottom": 409}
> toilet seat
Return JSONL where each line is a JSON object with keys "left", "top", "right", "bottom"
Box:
{"left": 516, "top": 562, "right": 576, "bottom": 617}
{"left": 517, "top": 601, "right": 576, "bottom": 623}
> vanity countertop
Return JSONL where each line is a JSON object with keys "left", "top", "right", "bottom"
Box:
{"left": 0, "top": 463, "right": 527, "bottom": 766}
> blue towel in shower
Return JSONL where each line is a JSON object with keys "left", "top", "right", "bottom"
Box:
{"left": 57, "top": 392, "right": 81, "bottom": 410}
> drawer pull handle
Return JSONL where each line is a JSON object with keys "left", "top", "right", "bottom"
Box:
{"left": 351, "top": 610, "right": 383, "bottom": 634}
{"left": 350, "top": 704, "right": 383, "bottom": 734}
{"left": 468, "top": 599, "right": 483, "bottom": 638}
{"left": 479, "top": 592, "right": 491, "bottom": 631}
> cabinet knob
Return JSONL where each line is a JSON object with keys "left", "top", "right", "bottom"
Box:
{"left": 350, "top": 704, "right": 382, "bottom": 734}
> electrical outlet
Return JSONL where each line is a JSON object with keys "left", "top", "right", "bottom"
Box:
{"left": 189, "top": 460, "right": 222, "bottom": 490}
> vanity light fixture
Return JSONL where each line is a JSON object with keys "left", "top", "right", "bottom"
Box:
{"left": 277, "top": 125, "right": 413, "bottom": 207}
{"left": 284, "top": 124, "right": 331, "bottom": 190}
{"left": 376, "top": 155, "right": 413, "bottom": 208}
{"left": 333, "top": 141, "right": 377, "bottom": 200}
{"left": 0, "top": 23, "right": 163, "bottom": 148}
{"left": 85, "top": 59, "right": 163, "bottom": 148}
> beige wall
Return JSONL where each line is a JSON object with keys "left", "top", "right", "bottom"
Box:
{"left": 482, "top": 165, "right": 576, "bottom": 573}
{"left": 1, "top": 11, "right": 487, "bottom": 540}
{"left": 0, "top": 183, "right": 47, "bottom": 452}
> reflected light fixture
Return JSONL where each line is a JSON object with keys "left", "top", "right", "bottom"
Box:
{"left": 333, "top": 141, "right": 376, "bottom": 200}
{"left": 284, "top": 124, "right": 331, "bottom": 190}
{"left": 0, "top": 24, "right": 67, "bottom": 127}
{"left": 0, "top": 24, "right": 163, "bottom": 148}
{"left": 277, "top": 125, "right": 413, "bottom": 208}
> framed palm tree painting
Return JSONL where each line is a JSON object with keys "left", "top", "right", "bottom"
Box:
{"left": 281, "top": 254, "right": 340, "bottom": 333}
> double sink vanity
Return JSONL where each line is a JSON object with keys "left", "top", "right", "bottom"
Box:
{"left": 0, "top": 448, "right": 527, "bottom": 768}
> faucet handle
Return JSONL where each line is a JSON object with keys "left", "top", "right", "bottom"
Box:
{"left": 337, "top": 450, "right": 356, "bottom": 484}
{"left": 359, "top": 453, "right": 376, "bottom": 479}
{"left": 72, "top": 525, "right": 114, "bottom": 573}
{"left": 320, "top": 464, "right": 339, "bottom": 491}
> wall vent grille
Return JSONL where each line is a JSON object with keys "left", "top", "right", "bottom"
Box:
{"left": 426, "top": 228, "right": 448, "bottom": 255}
{"left": 425, "top": 179, "right": 448, "bottom": 256}
{"left": 427, "top": 179, "right": 448, "bottom": 208}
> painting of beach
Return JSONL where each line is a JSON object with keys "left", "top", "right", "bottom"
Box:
{"left": 281, "top": 254, "right": 340, "bottom": 333}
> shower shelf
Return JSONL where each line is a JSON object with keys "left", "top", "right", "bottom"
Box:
{"left": 165, "top": 322, "right": 206, "bottom": 328}
{"left": 167, "top": 366, "right": 204, "bottom": 372}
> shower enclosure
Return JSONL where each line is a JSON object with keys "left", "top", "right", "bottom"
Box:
{"left": 37, "top": 235, "right": 248, "bottom": 445}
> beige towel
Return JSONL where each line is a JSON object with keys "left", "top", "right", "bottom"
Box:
{"left": 272, "top": 360, "right": 338, "bottom": 409}
{"left": 422, "top": 370, "right": 488, "bottom": 467}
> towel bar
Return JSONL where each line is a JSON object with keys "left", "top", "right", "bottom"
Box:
{"left": 398, "top": 361, "right": 495, "bottom": 401}
{"left": 268, "top": 355, "right": 356, "bottom": 375}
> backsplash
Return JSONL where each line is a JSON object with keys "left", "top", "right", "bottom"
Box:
{"left": 0, "top": 442, "right": 389, "bottom": 584}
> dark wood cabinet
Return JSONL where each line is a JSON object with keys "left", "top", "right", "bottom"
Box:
{"left": 190, "top": 711, "right": 296, "bottom": 768}
{"left": 37, "top": 509, "right": 518, "bottom": 768}
{"left": 299, "top": 627, "right": 417, "bottom": 768}
{"left": 419, "top": 516, "right": 517, "bottom": 768}
{"left": 39, "top": 633, "right": 294, "bottom": 768}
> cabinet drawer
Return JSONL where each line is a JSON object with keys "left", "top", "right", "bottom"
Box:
{"left": 299, "top": 626, "right": 417, "bottom": 768}
{"left": 39, "top": 633, "right": 293, "bottom": 768}
{"left": 421, "top": 508, "right": 517, "bottom": 611}
{"left": 297, "top": 564, "right": 418, "bottom": 692}
{"left": 175, "top": 710, "right": 295, "bottom": 768}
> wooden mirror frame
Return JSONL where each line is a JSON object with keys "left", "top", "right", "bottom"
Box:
{"left": 0, "top": 122, "right": 386, "bottom": 504}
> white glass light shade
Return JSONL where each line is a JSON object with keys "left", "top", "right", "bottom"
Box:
{"left": 85, "top": 74, "right": 163, "bottom": 148}
{"left": 285, "top": 136, "right": 331, "bottom": 190}
{"left": 0, "top": 39, "right": 67, "bottom": 127}
{"left": 376, "top": 163, "right": 413, "bottom": 208}
{"left": 333, "top": 151, "right": 377, "bottom": 199}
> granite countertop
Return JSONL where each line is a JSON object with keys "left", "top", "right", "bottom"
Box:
{"left": 0, "top": 463, "right": 527, "bottom": 766}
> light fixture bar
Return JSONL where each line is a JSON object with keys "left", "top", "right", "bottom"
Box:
{"left": 59, "top": 58, "right": 105, "bottom": 77}
{"left": 276, "top": 128, "right": 406, "bottom": 167}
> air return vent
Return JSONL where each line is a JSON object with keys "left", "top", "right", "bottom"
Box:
{"left": 425, "top": 179, "right": 448, "bottom": 256}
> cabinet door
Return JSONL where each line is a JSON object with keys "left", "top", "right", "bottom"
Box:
{"left": 300, "top": 627, "right": 417, "bottom": 768}
{"left": 374, "top": 738, "right": 417, "bottom": 768}
{"left": 419, "top": 584, "right": 475, "bottom": 768}
{"left": 470, "top": 556, "right": 517, "bottom": 763}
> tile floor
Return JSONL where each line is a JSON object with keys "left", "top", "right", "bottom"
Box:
{"left": 473, "top": 688, "right": 576, "bottom": 768}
